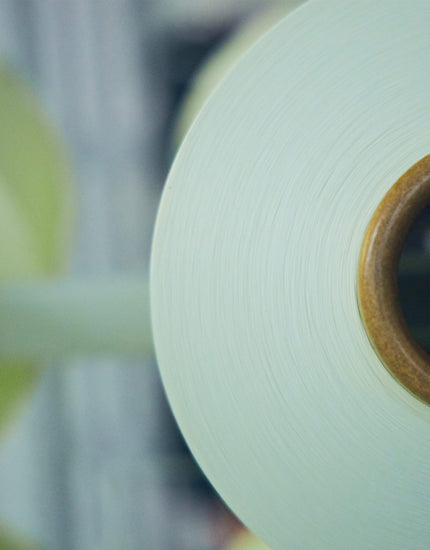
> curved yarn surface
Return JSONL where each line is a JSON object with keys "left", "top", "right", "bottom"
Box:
{"left": 151, "top": 2, "right": 430, "bottom": 548}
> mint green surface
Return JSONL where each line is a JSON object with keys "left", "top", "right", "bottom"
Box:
{"left": 0, "top": 64, "right": 73, "bottom": 435}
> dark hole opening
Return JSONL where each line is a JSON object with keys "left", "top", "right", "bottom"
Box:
{"left": 398, "top": 204, "right": 430, "bottom": 354}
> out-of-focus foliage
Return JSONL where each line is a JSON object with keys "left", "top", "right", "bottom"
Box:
{"left": 0, "top": 524, "right": 43, "bottom": 550}
{"left": 228, "top": 530, "right": 271, "bottom": 550}
{"left": 0, "top": 64, "right": 73, "bottom": 435}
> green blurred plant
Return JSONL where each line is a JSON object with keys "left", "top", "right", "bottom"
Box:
{"left": 0, "top": 63, "right": 73, "bottom": 435}
{"left": 0, "top": 63, "right": 153, "bottom": 550}
{"left": 0, "top": 524, "right": 43, "bottom": 550}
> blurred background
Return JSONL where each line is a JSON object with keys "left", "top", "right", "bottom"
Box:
{"left": 0, "top": 1, "right": 428, "bottom": 549}
{"left": 0, "top": 1, "right": 292, "bottom": 549}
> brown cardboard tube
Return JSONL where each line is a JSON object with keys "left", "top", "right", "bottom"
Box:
{"left": 358, "top": 155, "right": 430, "bottom": 405}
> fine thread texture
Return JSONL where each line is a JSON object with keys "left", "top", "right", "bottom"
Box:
{"left": 151, "top": 1, "right": 430, "bottom": 548}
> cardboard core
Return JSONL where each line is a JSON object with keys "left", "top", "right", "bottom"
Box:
{"left": 358, "top": 155, "right": 430, "bottom": 405}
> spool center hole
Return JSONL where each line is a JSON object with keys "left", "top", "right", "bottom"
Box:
{"left": 398, "top": 204, "right": 430, "bottom": 354}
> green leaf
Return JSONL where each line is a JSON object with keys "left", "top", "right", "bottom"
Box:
{"left": 0, "top": 523, "right": 44, "bottom": 550}
{"left": 0, "top": 63, "right": 73, "bottom": 435}
{"left": 228, "top": 531, "right": 271, "bottom": 550}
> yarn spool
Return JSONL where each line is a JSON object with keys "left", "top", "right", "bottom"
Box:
{"left": 151, "top": 1, "right": 430, "bottom": 548}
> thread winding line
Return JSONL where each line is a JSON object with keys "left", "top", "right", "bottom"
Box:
{"left": 151, "top": 1, "right": 430, "bottom": 549}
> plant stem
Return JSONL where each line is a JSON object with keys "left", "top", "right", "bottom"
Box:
{"left": 0, "top": 276, "right": 153, "bottom": 361}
